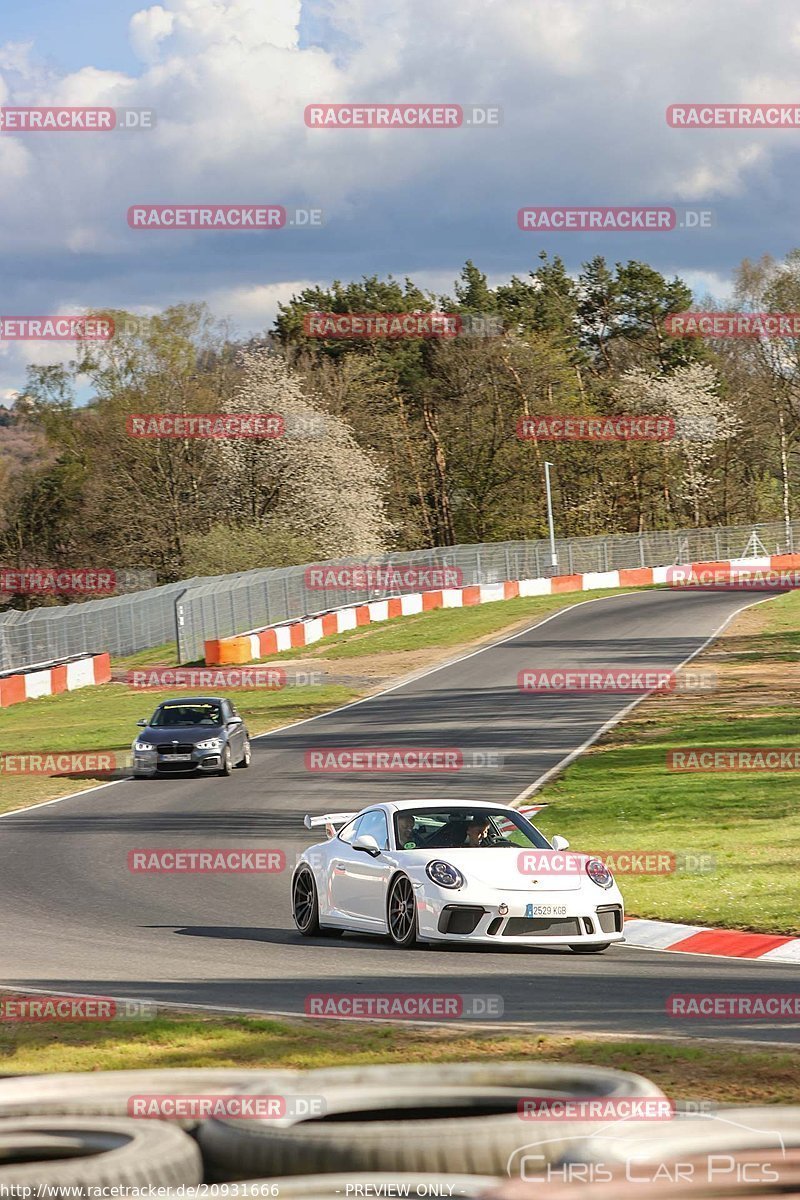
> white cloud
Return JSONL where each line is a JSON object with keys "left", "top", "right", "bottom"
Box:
{"left": 0, "top": 0, "right": 798, "bottom": 390}
{"left": 130, "top": 6, "right": 176, "bottom": 63}
{"left": 208, "top": 279, "right": 327, "bottom": 329}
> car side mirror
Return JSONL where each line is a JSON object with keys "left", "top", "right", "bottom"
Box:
{"left": 551, "top": 835, "right": 570, "bottom": 851}
{"left": 353, "top": 833, "right": 382, "bottom": 858}
{"left": 137, "top": 719, "right": 148, "bottom": 727}
{"left": 228, "top": 718, "right": 242, "bottom": 727}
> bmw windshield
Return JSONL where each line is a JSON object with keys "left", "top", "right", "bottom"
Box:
{"left": 151, "top": 703, "right": 223, "bottom": 728}
{"left": 393, "top": 807, "right": 552, "bottom": 850}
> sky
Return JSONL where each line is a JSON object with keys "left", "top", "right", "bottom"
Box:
{"left": 0, "top": 0, "right": 797, "bottom": 399}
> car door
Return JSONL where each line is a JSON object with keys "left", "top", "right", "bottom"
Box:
{"left": 326, "top": 815, "right": 363, "bottom": 921}
{"left": 224, "top": 701, "right": 244, "bottom": 758}
{"left": 329, "top": 809, "right": 393, "bottom": 930}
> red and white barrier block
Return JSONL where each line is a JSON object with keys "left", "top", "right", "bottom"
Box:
{"left": 0, "top": 652, "right": 111, "bottom": 708}
{"left": 624, "top": 918, "right": 800, "bottom": 963}
{"left": 204, "top": 552, "right": 800, "bottom": 666}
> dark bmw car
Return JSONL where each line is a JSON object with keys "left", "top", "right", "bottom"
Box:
{"left": 132, "top": 697, "right": 251, "bottom": 778}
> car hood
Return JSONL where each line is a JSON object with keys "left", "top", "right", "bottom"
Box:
{"left": 137, "top": 727, "right": 224, "bottom": 745}
{"left": 405, "top": 847, "right": 594, "bottom": 892}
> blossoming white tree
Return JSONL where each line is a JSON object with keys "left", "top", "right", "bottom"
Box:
{"left": 614, "top": 364, "right": 741, "bottom": 526}
{"left": 217, "top": 350, "right": 391, "bottom": 557}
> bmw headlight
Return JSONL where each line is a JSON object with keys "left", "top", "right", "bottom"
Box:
{"left": 196, "top": 737, "right": 223, "bottom": 751}
{"left": 586, "top": 857, "right": 614, "bottom": 889}
{"left": 134, "top": 741, "right": 156, "bottom": 752}
{"left": 426, "top": 860, "right": 464, "bottom": 889}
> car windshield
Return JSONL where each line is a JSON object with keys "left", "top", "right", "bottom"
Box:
{"left": 151, "top": 703, "right": 223, "bottom": 728}
{"left": 392, "top": 807, "right": 551, "bottom": 850}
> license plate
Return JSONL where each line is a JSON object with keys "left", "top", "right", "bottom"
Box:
{"left": 525, "top": 904, "right": 567, "bottom": 917}
{"left": 161, "top": 753, "right": 193, "bottom": 762}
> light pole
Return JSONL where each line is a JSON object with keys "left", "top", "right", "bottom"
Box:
{"left": 544, "top": 461, "right": 558, "bottom": 572}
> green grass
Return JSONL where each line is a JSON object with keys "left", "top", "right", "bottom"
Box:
{"left": 537, "top": 589, "right": 800, "bottom": 934}
{"left": 114, "top": 642, "right": 182, "bottom": 669}
{"left": 0, "top": 682, "right": 360, "bottom": 815}
{"left": 5, "top": 583, "right": 799, "bottom": 935}
{"left": 0, "top": 588, "right": 636, "bottom": 816}
{"left": 1, "top": 1012, "right": 798, "bottom": 1104}
{"left": 255, "top": 588, "right": 639, "bottom": 662}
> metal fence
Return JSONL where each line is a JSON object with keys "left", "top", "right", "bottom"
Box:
{"left": 0, "top": 520, "right": 795, "bottom": 674}
{"left": 173, "top": 521, "right": 795, "bottom": 663}
{"left": 0, "top": 575, "right": 220, "bottom": 674}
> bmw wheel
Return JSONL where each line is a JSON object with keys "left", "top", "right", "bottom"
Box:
{"left": 218, "top": 745, "right": 233, "bottom": 777}
{"left": 237, "top": 739, "right": 252, "bottom": 768}
{"left": 387, "top": 874, "right": 418, "bottom": 948}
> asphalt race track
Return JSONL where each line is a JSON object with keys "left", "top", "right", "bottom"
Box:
{"left": 1, "top": 588, "right": 798, "bottom": 1043}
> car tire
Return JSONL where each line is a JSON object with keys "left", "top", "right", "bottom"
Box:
{"left": 569, "top": 943, "right": 611, "bottom": 953}
{"left": 0, "top": 1068, "right": 295, "bottom": 1127}
{"left": 292, "top": 868, "right": 322, "bottom": 936}
{"left": 218, "top": 745, "right": 233, "bottom": 776}
{"left": 387, "top": 874, "right": 417, "bottom": 948}
{"left": 197, "top": 1061, "right": 667, "bottom": 1181}
{"left": 0, "top": 1116, "right": 201, "bottom": 1192}
{"left": 236, "top": 739, "right": 252, "bottom": 768}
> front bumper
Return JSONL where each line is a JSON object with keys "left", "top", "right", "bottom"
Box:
{"left": 417, "top": 889, "right": 624, "bottom": 946}
{"left": 132, "top": 747, "right": 224, "bottom": 775}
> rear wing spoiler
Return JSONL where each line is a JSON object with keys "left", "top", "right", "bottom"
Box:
{"left": 304, "top": 812, "right": 358, "bottom": 838}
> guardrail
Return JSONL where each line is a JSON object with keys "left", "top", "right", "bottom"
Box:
{"left": 0, "top": 521, "right": 795, "bottom": 670}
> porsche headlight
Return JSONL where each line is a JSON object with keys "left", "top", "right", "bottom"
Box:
{"left": 426, "top": 860, "right": 464, "bottom": 889}
{"left": 134, "top": 741, "right": 156, "bottom": 752}
{"left": 196, "top": 737, "right": 223, "bottom": 751}
{"left": 586, "top": 857, "right": 614, "bottom": 889}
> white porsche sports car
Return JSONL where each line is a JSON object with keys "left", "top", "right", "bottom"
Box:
{"left": 291, "top": 799, "right": 624, "bottom": 951}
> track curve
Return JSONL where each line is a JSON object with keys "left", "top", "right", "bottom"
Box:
{"left": 1, "top": 589, "right": 797, "bottom": 1043}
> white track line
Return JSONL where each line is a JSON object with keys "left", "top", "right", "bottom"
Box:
{"left": 0, "top": 589, "right": 778, "bottom": 825}
{"left": 0, "top": 591, "right": 644, "bottom": 821}
{"left": 0, "top": 984, "right": 794, "bottom": 1044}
{"left": 512, "top": 593, "right": 779, "bottom": 804}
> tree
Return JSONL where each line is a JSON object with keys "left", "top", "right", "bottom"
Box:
{"left": 614, "top": 364, "right": 740, "bottom": 526}
{"left": 216, "top": 351, "right": 391, "bottom": 557}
